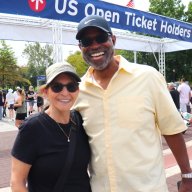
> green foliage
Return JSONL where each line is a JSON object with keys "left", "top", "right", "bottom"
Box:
{"left": 0, "top": 40, "right": 30, "bottom": 89}
{"left": 185, "top": 2, "right": 192, "bottom": 22}
{"left": 149, "top": 0, "right": 185, "bottom": 20}
{"left": 23, "top": 42, "right": 53, "bottom": 86}
{"left": 67, "top": 51, "right": 88, "bottom": 77}
{"left": 166, "top": 50, "right": 192, "bottom": 82}
{"left": 115, "top": 49, "right": 134, "bottom": 62}
{"left": 149, "top": 0, "right": 192, "bottom": 83}
{"left": 115, "top": 50, "right": 159, "bottom": 70}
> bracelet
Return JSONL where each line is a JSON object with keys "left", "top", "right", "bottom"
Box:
{"left": 181, "top": 172, "right": 192, "bottom": 178}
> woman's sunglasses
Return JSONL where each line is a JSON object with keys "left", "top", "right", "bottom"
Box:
{"left": 49, "top": 82, "right": 79, "bottom": 93}
{"left": 79, "top": 33, "right": 111, "bottom": 47}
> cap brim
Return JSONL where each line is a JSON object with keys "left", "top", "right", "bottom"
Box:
{"left": 76, "top": 26, "right": 110, "bottom": 40}
{"left": 46, "top": 72, "right": 81, "bottom": 85}
{"left": 65, "top": 72, "right": 81, "bottom": 82}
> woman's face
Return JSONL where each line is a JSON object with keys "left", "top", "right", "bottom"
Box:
{"left": 44, "top": 73, "right": 79, "bottom": 113}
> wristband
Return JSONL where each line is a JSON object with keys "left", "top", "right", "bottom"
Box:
{"left": 181, "top": 172, "right": 192, "bottom": 178}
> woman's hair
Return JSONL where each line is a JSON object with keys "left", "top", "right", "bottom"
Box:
{"left": 18, "top": 89, "right": 25, "bottom": 101}
{"left": 38, "top": 84, "right": 47, "bottom": 94}
{"left": 37, "top": 85, "right": 49, "bottom": 111}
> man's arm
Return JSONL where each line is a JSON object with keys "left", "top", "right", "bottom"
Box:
{"left": 164, "top": 133, "right": 192, "bottom": 192}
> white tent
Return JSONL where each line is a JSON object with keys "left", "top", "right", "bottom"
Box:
{"left": 1, "top": 13, "right": 192, "bottom": 77}
{"left": 1, "top": 13, "right": 192, "bottom": 53}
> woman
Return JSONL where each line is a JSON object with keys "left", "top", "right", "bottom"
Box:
{"left": 2, "top": 90, "right": 7, "bottom": 118}
{"left": 27, "top": 85, "right": 35, "bottom": 115}
{"left": 0, "top": 90, "right": 4, "bottom": 120}
{"left": 14, "top": 88, "right": 27, "bottom": 127}
{"left": 36, "top": 90, "right": 44, "bottom": 112}
{"left": 10, "top": 62, "right": 91, "bottom": 192}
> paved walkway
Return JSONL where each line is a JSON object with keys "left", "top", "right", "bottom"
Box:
{"left": 0, "top": 118, "right": 18, "bottom": 192}
{"left": 163, "top": 125, "right": 192, "bottom": 192}
{"left": 0, "top": 116, "right": 191, "bottom": 192}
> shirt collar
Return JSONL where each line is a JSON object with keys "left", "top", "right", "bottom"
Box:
{"left": 82, "top": 55, "right": 134, "bottom": 83}
{"left": 115, "top": 55, "right": 135, "bottom": 74}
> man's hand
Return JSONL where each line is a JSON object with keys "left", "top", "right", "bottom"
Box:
{"left": 178, "top": 179, "right": 192, "bottom": 192}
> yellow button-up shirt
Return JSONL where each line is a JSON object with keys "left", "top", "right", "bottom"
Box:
{"left": 74, "top": 55, "right": 187, "bottom": 192}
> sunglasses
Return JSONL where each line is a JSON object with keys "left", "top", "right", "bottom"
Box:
{"left": 79, "top": 33, "right": 111, "bottom": 47}
{"left": 49, "top": 82, "right": 79, "bottom": 93}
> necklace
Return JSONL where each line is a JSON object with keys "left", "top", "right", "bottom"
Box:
{"left": 56, "top": 121, "right": 72, "bottom": 142}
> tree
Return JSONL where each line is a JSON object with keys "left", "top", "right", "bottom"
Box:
{"left": 185, "top": 1, "right": 192, "bottom": 22}
{"left": 23, "top": 42, "right": 53, "bottom": 86}
{"left": 149, "top": 0, "right": 192, "bottom": 83}
{"left": 0, "top": 40, "right": 30, "bottom": 89}
{"left": 115, "top": 49, "right": 134, "bottom": 62}
{"left": 149, "top": 0, "right": 185, "bottom": 20}
{"left": 67, "top": 51, "right": 88, "bottom": 77}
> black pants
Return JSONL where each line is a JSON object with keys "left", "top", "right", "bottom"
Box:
{"left": 3, "top": 106, "right": 6, "bottom": 117}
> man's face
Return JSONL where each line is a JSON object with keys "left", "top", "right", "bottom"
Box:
{"left": 79, "top": 28, "right": 116, "bottom": 70}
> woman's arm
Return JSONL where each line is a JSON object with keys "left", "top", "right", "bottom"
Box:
{"left": 14, "top": 97, "right": 22, "bottom": 107}
{"left": 10, "top": 157, "right": 32, "bottom": 192}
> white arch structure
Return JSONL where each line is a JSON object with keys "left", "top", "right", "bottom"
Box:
{"left": 1, "top": 13, "right": 192, "bottom": 77}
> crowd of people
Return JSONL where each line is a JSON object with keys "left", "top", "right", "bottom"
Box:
{"left": 0, "top": 86, "right": 44, "bottom": 127}
{"left": 1, "top": 15, "right": 192, "bottom": 192}
{"left": 168, "top": 79, "right": 192, "bottom": 113}
{"left": 167, "top": 79, "right": 192, "bottom": 126}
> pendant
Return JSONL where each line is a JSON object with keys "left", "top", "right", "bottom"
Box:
{"left": 67, "top": 138, "right": 70, "bottom": 142}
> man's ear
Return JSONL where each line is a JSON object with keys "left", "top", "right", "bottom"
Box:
{"left": 78, "top": 43, "right": 82, "bottom": 50}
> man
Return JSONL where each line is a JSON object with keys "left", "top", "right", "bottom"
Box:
{"left": 167, "top": 82, "right": 180, "bottom": 110}
{"left": 74, "top": 15, "right": 192, "bottom": 192}
{"left": 13, "top": 86, "right": 20, "bottom": 102}
{"left": 177, "top": 78, "right": 191, "bottom": 113}
{"left": 6, "top": 88, "right": 15, "bottom": 121}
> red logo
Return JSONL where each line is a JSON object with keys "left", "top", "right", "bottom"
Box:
{"left": 28, "top": 0, "right": 46, "bottom": 12}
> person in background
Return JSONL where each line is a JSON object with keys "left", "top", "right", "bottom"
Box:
{"left": 190, "top": 86, "right": 192, "bottom": 105}
{"left": 6, "top": 89, "right": 15, "bottom": 121}
{"left": 10, "top": 62, "right": 91, "bottom": 192}
{"left": 74, "top": 15, "right": 192, "bottom": 192}
{"left": 13, "top": 88, "right": 27, "bottom": 128}
{"left": 2, "top": 90, "right": 7, "bottom": 118}
{"left": 177, "top": 78, "right": 191, "bottom": 113}
{"left": 167, "top": 82, "right": 180, "bottom": 111}
{"left": 0, "top": 90, "right": 4, "bottom": 120}
{"left": 13, "top": 86, "right": 20, "bottom": 102}
{"left": 36, "top": 90, "right": 44, "bottom": 112}
{"left": 27, "top": 85, "right": 35, "bottom": 115}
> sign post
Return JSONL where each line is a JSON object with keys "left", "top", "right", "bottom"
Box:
{"left": 37, "top": 75, "right": 46, "bottom": 87}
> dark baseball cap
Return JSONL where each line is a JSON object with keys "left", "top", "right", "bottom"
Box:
{"left": 76, "top": 15, "right": 112, "bottom": 40}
